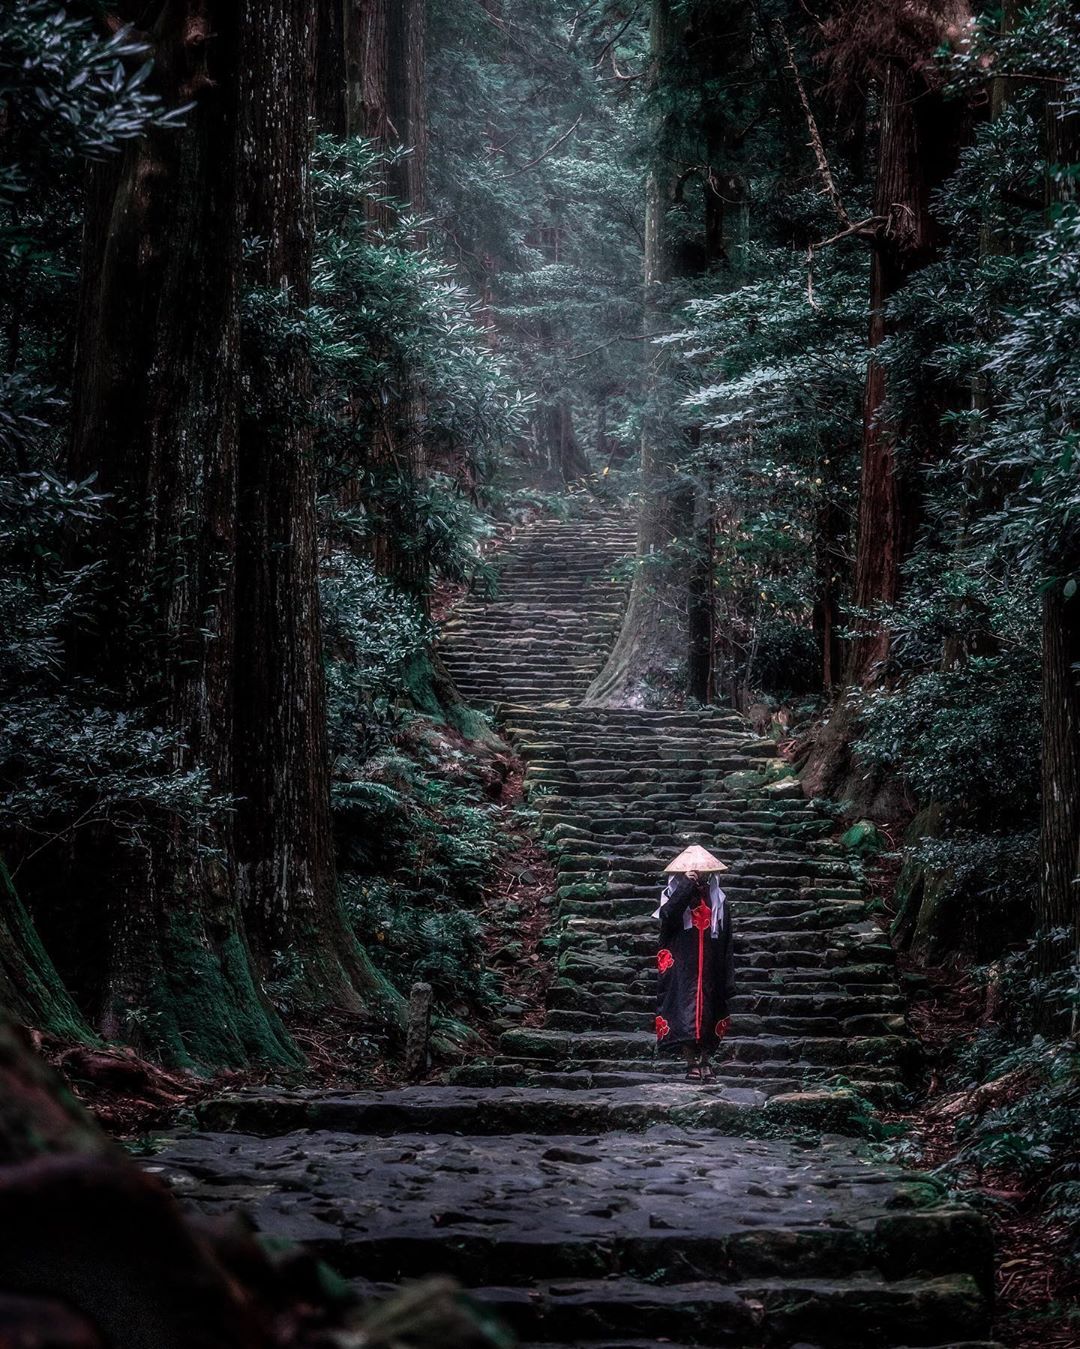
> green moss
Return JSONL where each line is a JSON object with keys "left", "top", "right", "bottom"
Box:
{"left": 0, "top": 858, "right": 93, "bottom": 1043}
{"left": 148, "top": 910, "right": 301, "bottom": 1070}
{"left": 840, "top": 820, "right": 888, "bottom": 857}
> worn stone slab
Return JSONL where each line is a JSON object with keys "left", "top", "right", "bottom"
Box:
{"left": 192, "top": 1084, "right": 884, "bottom": 1140}
{"left": 149, "top": 1127, "right": 992, "bottom": 1293}
{"left": 195, "top": 1084, "right": 766, "bottom": 1136}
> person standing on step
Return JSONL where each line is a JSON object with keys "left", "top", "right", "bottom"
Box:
{"left": 653, "top": 845, "right": 734, "bottom": 1082}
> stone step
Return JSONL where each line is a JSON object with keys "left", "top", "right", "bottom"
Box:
{"left": 560, "top": 965, "right": 895, "bottom": 998}
{"left": 546, "top": 984, "right": 903, "bottom": 1014}
{"left": 558, "top": 895, "right": 864, "bottom": 921}
{"left": 442, "top": 1274, "right": 990, "bottom": 1347}
{"left": 561, "top": 931, "right": 885, "bottom": 962}
{"left": 500, "top": 1028, "right": 910, "bottom": 1067}
{"left": 544, "top": 1009, "right": 905, "bottom": 1037}
{"left": 151, "top": 1128, "right": 992, "bottom": 1342}
{"left": 190, "top": 1083, "right": 889, "bottom": 1138}
{"left": 556, "top": 911, "right": 868, "bottom": 937}
{"left": 446, "top": 1064, "right": 905, "bottom": 1100}
{"left": 493, "top": 1046, "right": 906, "bottom": 1079}
{"left": 555, "top": 976, "right": 900, "bottom": 1009}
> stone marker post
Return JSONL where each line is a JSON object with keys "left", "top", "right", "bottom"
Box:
{"left": 405, "top": 981, "right": 433, "bottom": 1080}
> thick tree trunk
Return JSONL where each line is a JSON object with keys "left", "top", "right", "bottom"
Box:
{"left": 235, "top": 0, "right": 377, "bottom": 1014}
{"left": 587, "top": 0, "right": 754, "bottom": 706}
{"left": 347, "top": 0, "right": 429, "bottom": 595}
{"left": 386, "top": 0, "right": 427, "bottom": 217}
{"left": 585, "top": 0, "right": 682, "bottom": 705}
{"left": 1037, "top": 585, "right": 1080, "bottom": 1000}
{"left": 686, "top": 482, "right": 715, "bottom": 704}
{"left": 543, "top": 402, "right": 590, "bottom": 484}
{"left": 66, "top": 3, "right": 296, "bottom": 1065}
{"left": 802, "top": 42, "right": 966, "bottom": 804}
{"left": 812, "top": 452, "right": 847, "bottom": 692}
{"left": 1036, "top": 85, "right": 1080, "bottom": 1011}
{"left": 845, "top": 61, "right": 935, "bottom": 684}
{"left": 315, "top": 0, "right": 350, "bottom": 131}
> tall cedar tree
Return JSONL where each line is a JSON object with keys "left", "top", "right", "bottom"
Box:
{"left": 585, "top": 0, "right": 686, "bottom": 706}
{"left": 1037, "top": 82, "right": 1080, "bottom": 992}
{"left": 232, "top": 0, "right": 376, "bottom": 1014}
{"left": 316, "top": 0, "right": 429, "bottom": 594}
{"left": 801, "top": 0, "right": 970, "bottom": 807}
{"left": 66, "top": 1, "right": 369, "bottom": 1062}
{"left": 587, "top": 0, "right": 755, "bottom": 705}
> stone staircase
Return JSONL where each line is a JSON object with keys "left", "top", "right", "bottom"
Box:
{"left": 445, "top": 519, "right": 909, "bottom": 1103}
{"left": 149, "top": 510, "right": 1000, "bottom": 1348}
{"left": 439, "top": 515, "right": 636, "bottom": 705}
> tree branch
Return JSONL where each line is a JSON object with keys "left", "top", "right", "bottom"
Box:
{"left": 610, "top": 47, "right": 644, "bottom": 82}
{"left": 497, "top": 116, "right": 583, "bottom": 180}
{"left": 591, "top": 6, "right": 641, "bottom": 70}
{"left": 812, "top": 214, "right": 885, "bottom": 250}
{"left": 774, "top": 18, "right": 849, "bottom": 227}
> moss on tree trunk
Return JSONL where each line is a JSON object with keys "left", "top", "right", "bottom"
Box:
{"left": 0, "top": 861, "right": 90, "bottom": 1043}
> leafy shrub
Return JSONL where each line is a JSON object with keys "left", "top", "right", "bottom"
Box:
{"left": 344, "top": 878, "right": 501, "bottom": 1011}
{"left": 855, "top": 654, "right": 1039, "bottom": 815}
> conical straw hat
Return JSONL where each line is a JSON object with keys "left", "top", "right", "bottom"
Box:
{"left": 664, "top": 844, "right": 728, "bottom": 874}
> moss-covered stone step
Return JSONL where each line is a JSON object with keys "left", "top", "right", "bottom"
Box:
{"left": 193, "top": 1083, "right": 774, "bottom": 1135}
{"left": 506, "top": 708, "right": 749, "bottom": 728}
{"left": 563, "top": 964, "right": 901, "bottom": 992}
{"left": 191, "top": 1083, "right": 909, "bottom": 1138}
{"left": 557, "top": 947, "right": 894, "bottom": 982}
{"left": 500, "top": 1027, "right": 910, "bottom": 1067}
{"left": 559, "top": 930, "right": 883, "bottom": 963}
{"left": 545, "top": 983, "right": 904, "bottom": 1015}
{"left": 556, "top": 900, "right": 867, "bottom": 928}
{"left": 446, "top": 1063, "right": 906, "bottom": 1100}
{"left": 545, "top": 1008, "right": 905, "bottom": 1037}
{"left": 493, "top": 1064, "right": 904, "bottom": 1096}
{"left": 556, "top": 895, "right": 864, "bottom": 923}
{"left": 557, "top": 905, "right": 866, "bottom": 938}
{"left": 549, "top": 825, "right": 821, "bottom": 850}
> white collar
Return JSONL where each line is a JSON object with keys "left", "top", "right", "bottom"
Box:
{"left": 652, "top": 874, "right": 726, "bottom": 935}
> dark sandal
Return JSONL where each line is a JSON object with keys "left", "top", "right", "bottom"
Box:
{"left": 700, "top": 1063, "right": 715, "bottom": 1082}
{"left": 685, "top": 1065, "right": 703, "bottom": 1081}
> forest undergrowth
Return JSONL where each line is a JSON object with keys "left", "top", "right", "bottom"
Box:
{"left": 865, "top": 860, "right": 1080, "bottom": 1348}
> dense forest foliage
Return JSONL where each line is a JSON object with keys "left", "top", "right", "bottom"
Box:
{"left": 1, "top": 0, "right": 1078, "bottom": 1281}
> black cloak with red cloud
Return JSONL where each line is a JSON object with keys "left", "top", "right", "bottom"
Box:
{"left": 653, "top": 873, "right": 735, "bottom": 1053}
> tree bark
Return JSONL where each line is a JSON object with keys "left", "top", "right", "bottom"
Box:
{"left": 845, "top": 59, "right": 942, "bottom": 684}
{"left": 345, "top": 0, "right": 429, "bottom": 595}
{"left": 66, "top": 2, "right": 296, "bottom": 1065}
{"left": 686, "top": 484, "right": 715, "bottom": 704}
{"left": 1036, "top": 80, "right": 1080, "bottom": 1010}
{"left": 314, "top": 0, "right": 351, "bottom": 132}
{"left": 587, "top": 0, "right": 754, "bottom": 706}
{"left": 234, "top": 0, "right": 376, "bottom": 1014}
{"left": 585, "top": 0, "right": 682, "bottom": 706}
{"left": 1037, "top": 585, "right": 1080, "bottom": 994}
{"left": 812, "top": 473, "right": 847, "bottom": 694}
{"left": 802, "top": 30, "right": 968, "bottom": 804}
{"left": 542, "top": 401, "right": 590, "bottom": 484}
